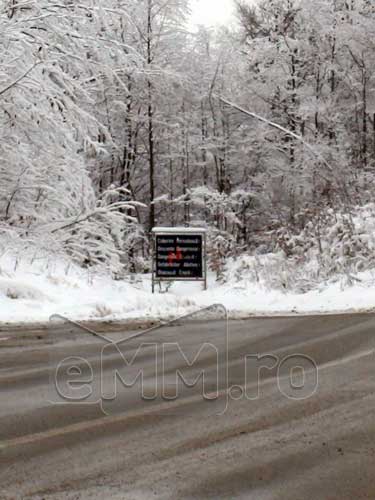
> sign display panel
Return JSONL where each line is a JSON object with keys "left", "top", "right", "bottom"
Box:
{"left": 155, "top": 234, "right": 203, "bottom": 279}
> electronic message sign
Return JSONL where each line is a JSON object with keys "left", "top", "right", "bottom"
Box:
{"left": 152, "top": 228, "right": 207, "bottom": 292}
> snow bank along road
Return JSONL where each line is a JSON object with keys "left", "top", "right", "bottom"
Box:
{"left": 1, "top": 314, "right": 375, "bottom": 499}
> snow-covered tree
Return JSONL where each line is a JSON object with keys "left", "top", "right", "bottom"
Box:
{"left": 0, "top": 1, "right": 142, "bottom": 272}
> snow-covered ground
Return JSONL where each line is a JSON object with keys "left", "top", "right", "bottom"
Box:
{"left": 1, "top": 254, "right": 375, "bottom": 324}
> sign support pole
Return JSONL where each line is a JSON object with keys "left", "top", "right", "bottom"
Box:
{"left": 204, "top": 232, "right": 207, "bottom": 291}
{"left": 151, "top": 232, "right": 155, "bottom": 294}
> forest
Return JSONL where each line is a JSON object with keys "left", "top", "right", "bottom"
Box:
{"left": 1, "top": 0, "right": 375, "bottom": 293}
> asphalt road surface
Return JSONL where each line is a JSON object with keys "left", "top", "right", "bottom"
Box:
{"left": 1, "top": 313, "right": 375, "bottom": 499}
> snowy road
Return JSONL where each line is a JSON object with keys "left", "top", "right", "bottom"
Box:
{"left": 1, "top": 314, "right": 375, "bottom": 499}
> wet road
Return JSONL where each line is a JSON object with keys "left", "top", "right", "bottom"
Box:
{"left": 1, "top": 313, "right": 375, "bottom": 499}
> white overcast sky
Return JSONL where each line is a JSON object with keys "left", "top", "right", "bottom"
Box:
{"left": 190, "top": 0, "right": 236, "bottom": 27}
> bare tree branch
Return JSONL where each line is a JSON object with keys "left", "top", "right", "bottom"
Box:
{"left": 218, "top": 96, "right": 334, "bottom": 176}
{"left": 0, "top": 61, "right": 41, "bottom": 97}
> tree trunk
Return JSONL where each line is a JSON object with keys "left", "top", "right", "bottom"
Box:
{"left": 147, "top": 0, "right": 155, "bottom": 232}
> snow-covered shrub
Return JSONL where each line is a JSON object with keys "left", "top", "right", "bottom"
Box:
{"left": 0, "top": 186, "right": 143, "bottom": 277}
{"left": 131, "top": 256, "right": 152, "bottom": 275}
{"left": 207, "top": 228, "right": 236, "bottom": 280}
{"left": 222, "top": 253, "right": 320, "bottom": 293}
{"left": 0, "top": 278, "right": 49, "bottom": 301}
{"left": 121, "top": 224, "right": 148, "bottom": 275}
{"left": 94, "top": 303, "right": 113, "bottom": 318}
{"left": 222, "top": 204, "right": 375, "bottom": 293}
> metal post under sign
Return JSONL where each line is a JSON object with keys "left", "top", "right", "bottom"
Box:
{"left": 151, "top": 227, "right": 207, "bottom": 293}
